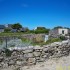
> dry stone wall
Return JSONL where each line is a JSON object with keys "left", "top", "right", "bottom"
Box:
{"left": 0, "top": 40, "right": 70, "bottom": 69}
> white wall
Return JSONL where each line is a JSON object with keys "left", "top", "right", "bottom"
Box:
{"left": 0, "top": 29, "right": 4, "bottom": 33}
{"left": 58, "top": 28, "right": 68, "bottom": 35}
{"left": 44, "top": 35, "right": 48, "bottom": 42}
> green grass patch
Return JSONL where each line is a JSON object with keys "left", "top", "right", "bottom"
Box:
{"left": 21, "top": 38, "right": 30, "bottom": 42}
{"left": 32, "top": 38, "right": 62, "bottom": 46}
{"left": 0, "top": 32, "right": 24, "bottom": 37}
{"left": 46, "top": 38, "right": 62, "bottom": 44}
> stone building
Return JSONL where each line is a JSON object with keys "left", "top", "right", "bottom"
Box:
{"left": 0, "top": 25, "right": 5, "bottom": 33}
{"left": 49, "top": 28, "right": 70, "bottom": 38}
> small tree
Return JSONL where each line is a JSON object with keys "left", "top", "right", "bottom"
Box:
{"left": 35, "top": 27, "right": 50, "bottom": 34}
{"left": 4, "top": 28, "right": 11, "bottom": 32}
{"left": 12, "top": 23, "right": 22, "bottom": 30}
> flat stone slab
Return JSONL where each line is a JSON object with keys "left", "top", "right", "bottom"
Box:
{"left": 23, "top": 49, "right": 33, "bottom": 53}
{"left": 33, "top": 52, "right": 41, "bottom": 57}
{"left": 24, "top": 53, "right": 34, "bottom": 58}
{"left": 28, "top": 58, "right": 36, "bottom": 65}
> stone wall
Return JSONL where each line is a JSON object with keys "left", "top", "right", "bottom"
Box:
{"left": 0, "top": 40, "right": 70, "bottom": 69}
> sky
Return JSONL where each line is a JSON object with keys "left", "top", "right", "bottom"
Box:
{"left": 0, "top": 0, "right": 70, "bottom": 29}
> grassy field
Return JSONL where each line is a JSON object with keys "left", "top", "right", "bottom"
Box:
{"left": 0, "top": 33, "right": 62, "bottom": 46}
{"left": 0, "top": 32, "right": 24, "bottom": 37}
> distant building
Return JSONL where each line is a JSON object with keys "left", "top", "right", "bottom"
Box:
{"left": 49, "top": 28, "right": 70, "bottom": 38}
{"left": 0, "top": 25, "right": 5, "bottom": 33}
{"left": 5, "top": 24, "right": 12, "bottom": 29}
{"left": 20, "top": 27, "right": 28, "bottom": 32}
{"left": 11, "top": 29, "right": 18, "bottom": 33}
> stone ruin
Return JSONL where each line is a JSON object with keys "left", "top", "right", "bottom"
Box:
{"left": 0, "top": 40, "right": 70, "bottom": 69}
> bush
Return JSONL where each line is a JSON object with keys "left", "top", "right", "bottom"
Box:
{"left": 4, "top": 28, "right": 11, "bottom": 33}
{"left": 33, "top": 35, "right": 44, "bottom": 43}
{"left": 5, "top": 49, "right": 12, "bottom": 57}
{"left": 59, "top": 36, "right": 66, "bottom": 40}
{"left": 46, "top": 38, "right": 62, "bottom": 44}
{"left": 21, "top": 38, "right": 30, "bottom": 42}
{"left": 34, "top": 30, "right": 49, "bottom": 34}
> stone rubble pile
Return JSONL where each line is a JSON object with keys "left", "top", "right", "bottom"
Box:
{"left": 0, "top": 40, "right": 70, "bottom": 69}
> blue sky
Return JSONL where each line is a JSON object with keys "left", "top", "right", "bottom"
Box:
{"left": 0, "top": 0, "right": 70, "bottom": 29}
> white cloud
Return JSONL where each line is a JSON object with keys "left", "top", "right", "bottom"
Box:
{"left": 21, "top": 4, "right": 28, "bottom": 8}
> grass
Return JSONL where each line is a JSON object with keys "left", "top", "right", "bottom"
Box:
{"left": 0, "top": 32, "right": 24, "bottom": 37}
{"left": 0, "top": 33, "right": 62, "bottom": 46}
{"left": 32, "top": 38, "right": 62, "bottom": 46}
{"left": 0, "top": 40, "right": 3, "bottom": 44}
{"left": 0, "top": 32, "right": 36, "bottom": 37}
{"left": 45, "top": 38, "right": 62, "bottom": 44}
{"left": 21, "top": 37, "right": 31, "bottom": 43}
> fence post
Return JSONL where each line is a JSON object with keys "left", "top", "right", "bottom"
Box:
{"left": 5, "top": 37, "right": 7, "bottom": 49}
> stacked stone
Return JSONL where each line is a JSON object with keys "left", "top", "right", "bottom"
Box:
{"left": 0, "top": 40, "right": 70, "bottom": 69}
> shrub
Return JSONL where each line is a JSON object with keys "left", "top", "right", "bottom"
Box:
{"left": 4, "top": 28, "right": 11, "bottom": 33}
{"left": 21, "top": 38, "right": 30, "bottom": 43}
{"left": 46, "top": 38, "right": 62, "bottom": 44}
{"left": 5, "top": 49, "right": 12, "bottom": 57}
{"left": 33, "top": 35, "right": 44, "bottom": 43}
{"left": 59, "top": 36, "right": 66, "bottom": 40}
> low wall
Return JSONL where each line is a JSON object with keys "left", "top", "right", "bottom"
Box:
{"left": 0, "top": 40, "right": 70, "bottom": 69}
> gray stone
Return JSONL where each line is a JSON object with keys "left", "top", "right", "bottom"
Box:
{"left": 24, "top": 53, "right": 34, "bottom": 58}
{"left": 35, "top": 57, "right": 40, "bottom": 61}
{"left": 43, "top": 47, "right": 48, "bottom": 52}
{"left": 36, "top": 57, "right": 45, "bottom": 62}
{"left": 0, "top": 40, "right": 70, "bottom": 68}
{"left": 0, "top": 56, "right": 3, "bottom": 62}
{"left": 28, "top": 58, "right": 36, "bottom": 65}
{"left": 21, "top": 61, "right": 27, "bottom": 66}
{"left": 0, "top": 64, "right": 2, "bottom": 67}
{"left": 42, "top": 55, "right": 47, "bottom": 58}
{"left": 8, "top": 60, "right": 15, "bottom": 66}
{"left": 16, "top": 61, "right": 22, "bottom": 66}
{"left": 33, "top": 52, "right": 41, "bottom": 57}
{"left": 23, "top": 49, "right": 33, "bottom": 53}
{"left": 34, "top": 46, "right": 43, "bottom": 50}
{"left": 3, "top": 63, "right": 8, "bottom": 68}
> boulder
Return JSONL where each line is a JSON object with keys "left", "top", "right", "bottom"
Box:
{"left": 43, "top": 47, "right": 49, "bottom": 52}
{"left": 36, "top": 58, "right": 45, "bottom": 62}
{"left": 3, "top": 63, "right": 8, "bottom": 68}
{"left": 8, "top": 60, "right": 15, "bottom": 66}
{"left": 0, "top": 56, "right": 4, "bottom": 62}
{"left": 33, "top": 46, "right": 43, "bottom": 50}
{"left": 16, "top": 61, "right": 22, "bottom": 66}
{"left": 23, "top": 49, "right": 33, "bottom": 53}
{"left": 33, "top": 51, "right": 41, "bottom": 57}
{"left": 24, "top": 53, "right": 34, "bottom": 58}
{"left": 28, "top": 58, "right": 36, "bottom": 65}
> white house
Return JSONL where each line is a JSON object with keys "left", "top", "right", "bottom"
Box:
{"left": 58, "top": 28, "right": 68, "bottom": 36}
{"left": 49, "top": 28, "right": 70, "bottom": 38}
